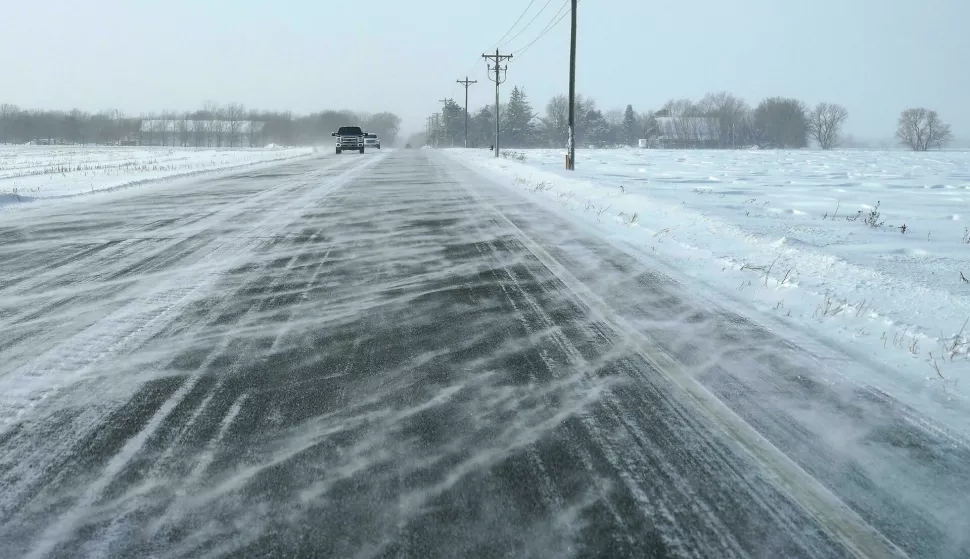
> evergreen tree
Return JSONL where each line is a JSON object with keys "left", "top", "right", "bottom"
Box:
{"left": 572, "top": 95, "right": 599, "bottom": 147}
{"left": 471, "top": 106, "right": 494, "bottom": 147}
{"left": 622, "top": 104, "right": 638, "bottom": 146}
{"left": 439, "top": 99, "right": 464, "bottom": 147}
{"left": 752, "top": 97, "right": 808, "bottom": 148}
{"left": 501, "top": 86, "right": 537, "bottom": 148}
{"left": 582, "top": 109, "right": 611, "bottom": 147}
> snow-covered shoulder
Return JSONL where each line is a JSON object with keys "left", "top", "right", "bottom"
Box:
{"left": 445, "top": 147, "right": 970, "bottom": 417}
{"left": 0, "top": 145, "right": 314, "bottom": 202}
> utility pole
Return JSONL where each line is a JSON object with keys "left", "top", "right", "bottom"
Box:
{"left": 456, "top": 77, "right": 477, "bottom": 148}
{"left": 438, "top": 98, "right": 451, "bottom": 147}
{"left": 567, "top": 0, "right": 577, "bottom": 170}
{"left": 426, "top": 116, "right": 433, "bottom": 147}
{"left": 482, "top": 49, "right": 512, "bottom": 158}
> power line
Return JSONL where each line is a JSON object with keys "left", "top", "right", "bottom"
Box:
{"left": 492, "top": 0, "right": 538, "bottom": 49}
{"left": 512, "top": 0, "right": 574, "bottom": 59}
{"left": 448, "top": 55, "right": 485, "bottom": 100}
{"left": 446, "top": 1, "right": 547, "bottom": 102}
{"left": 445, "top": 0, "right": 569, "bottom": 128}
{"left": 497, "top": 0, "right": 558, "bottom": 49}
{"left": 512, "top": 0, "right": 571, "bottom": 57}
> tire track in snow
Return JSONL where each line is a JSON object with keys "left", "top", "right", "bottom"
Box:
{"left": 1, "top": 151, "right": 871, "bottom": 556}
{"left": 456, "top": 154, "right": 970, "bottom": 557}
{"left": 440, "top": 153, "right": 904, "bottom": 559}
{"left": 137, "top": 393, "right": 249, "bottom": 543}
{"left": 0, "top": 158, "right": 351, "bottom": 303}
{"left": 434, "top": 159, "right": 742, "bottom": 555}
{"left": 135, "top": 229, "right": 341, "bottom": 542}
{"left": 0, "top": 169, "right": 358, "bottom": 547}
{"left": 426, "top": 155, "right": 581, "bottom": 527}
{"left": 0, "top": 154, "right": 383, "bottom": 435}
{"left": 18, "top": 154, "right": 386, "bottom": 559}
{"left": 436, "top": 157, "right": 758, "bottom": 555}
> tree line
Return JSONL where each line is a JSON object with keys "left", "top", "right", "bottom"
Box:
{"left": 0, "top": 103, "right": 402, "bottom": 147}
{"left": 426, "top": 89, "right": 954, "bottom": 152}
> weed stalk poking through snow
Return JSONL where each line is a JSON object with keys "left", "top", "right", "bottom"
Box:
{"left": 863, "top": 201, "right": 885, "bottom": 228}
{"left": 941, "top": 317, "right": 969, "bottom": 361}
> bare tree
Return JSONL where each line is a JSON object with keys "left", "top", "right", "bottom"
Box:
{"left": 807, "top": 103, "right": 849, "bottom": 149}
{"left": 698, "top": 92, "right": 749, "bottom": 148}
{"left": 90, "top": 110, "right": 115, "bottom": 145}
{"left": 542, "top": 95, "right": 569, "bottom": 147}
{"left": 661, "top": 99, "right": 698, "bottom": 146}
{"left": 211, "top": 116, "right": 226, "bottom": 147}
{"left": 0, "top": 104, "right": 403, "bottom": 148}
{"left": 541, "top": 94, "right": 594, "bottom": 147}
{"left": 117, "top": 112, "right": 140, "bottom": 145}
{"left": 167, "top": 113, "right": 180, "bottom": 146}
{"left": 108, "top": 109, "right": 126, "bottom": 144}
{"left": 190, "top": 119, "right": 204, "bottom": 147}
{"left": 201, "top": 101, "right": 220, "bottom": 147}
{"left": 896, "top": 108, "right": 952, "bottom": 151}
{"left": 152, "top": 118, "right": 167, "bottom": 147}
{"left": 638, "top": 111, "right": 658, "bottom": 143}
{"left": 0, "top": 104, "right": 19, "bottom": 144}
{"left": 204, "top": 120, "right": 215, "bottom": 147}
{"left": 604, "top": 109, "right": 623, "bottom": 128}
{"left": 64, "top": 109, "right": 88, "bottom": 145}
{"left": 277, "top": 111, "right": 294, "bottom": 146}
{"left": 223, "top": 103, "right": 246, "bottom": 147}
{"left": 248, "top": 110, "right": 263, "bottom": 147}
{"left": 175, "top": 113, "right": 190, "bottom": 147}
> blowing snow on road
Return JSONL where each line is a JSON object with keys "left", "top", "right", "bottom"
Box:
{"left": 1, "top": 150, "right": 968, "bottom": 558}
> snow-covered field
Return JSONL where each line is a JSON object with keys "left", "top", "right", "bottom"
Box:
{"left": 0, "top": 145, "right": 314, "bottom": 201}
{"left": 447, "top": 147, "right": 970, "bottom": 415}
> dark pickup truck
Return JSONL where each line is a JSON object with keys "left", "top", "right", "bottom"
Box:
{"left": 332, "top": 126, "right": 365, "bottom": 154}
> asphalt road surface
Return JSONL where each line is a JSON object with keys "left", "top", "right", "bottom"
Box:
{"left": 0, "top": 150, "right": 968, "bottom": 558}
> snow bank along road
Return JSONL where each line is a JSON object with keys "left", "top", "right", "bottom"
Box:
{"left": 0, "top": 145, "right": 314, "bottom": 201}
{"left": 0, "top": 150, "right": 967, "bottom": 558}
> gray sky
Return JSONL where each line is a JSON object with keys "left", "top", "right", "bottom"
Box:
{"left": 2, "top": 0, "right": 967, "bottom": 139}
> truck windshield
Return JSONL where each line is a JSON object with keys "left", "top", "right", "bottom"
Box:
{"left": 337, "top": 127, "right": 362, "bottom": 135}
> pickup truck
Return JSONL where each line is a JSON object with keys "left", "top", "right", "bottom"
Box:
{"left": 332, "top": 126, "right": 365, "bottom": 154}
{"left": 363, "top": 133, "right": 380, "bottom": 150}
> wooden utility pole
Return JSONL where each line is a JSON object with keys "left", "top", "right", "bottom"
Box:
{"left": 456, "top": 77, "right": 477, "bottom": 148}
{"left": 567, "top": 0, "right": 577, "bottom": 170}
{"left": 482, "top": 49, "right": 512, "bottom": 158}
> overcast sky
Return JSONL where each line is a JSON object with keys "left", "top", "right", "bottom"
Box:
{"left": 2, "top": 0, "right": 967, "bottom": 139}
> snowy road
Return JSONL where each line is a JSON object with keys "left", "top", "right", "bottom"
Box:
{"left": 0, "top": 150, "right": 967, "bottom": 558}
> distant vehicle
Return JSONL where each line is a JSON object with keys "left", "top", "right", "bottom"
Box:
{"left": 363, "top": 133, "right": 380, "bottom": 150}
{"left": 405, "top": 143, "right": 411, "bottom": 149}
{"left": 331, "top": 126, "right": 365, "bottom": 154}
